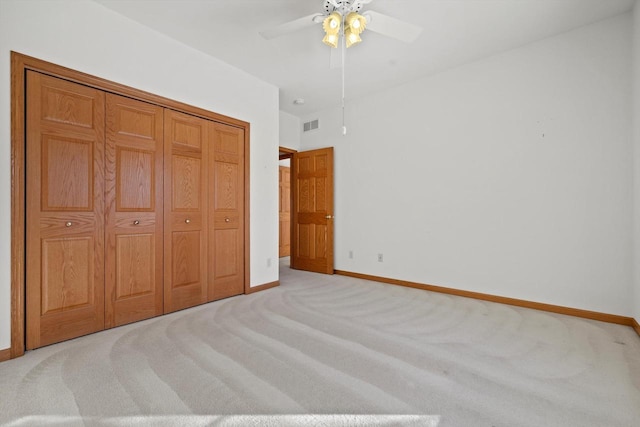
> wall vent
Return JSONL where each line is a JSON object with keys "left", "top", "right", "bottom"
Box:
{"left": 303, "top": 119, "right": 319, "bottom": 132}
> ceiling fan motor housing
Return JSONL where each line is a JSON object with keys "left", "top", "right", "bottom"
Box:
{"left": 324, "top": 0, "right": 366, "bottom": 16}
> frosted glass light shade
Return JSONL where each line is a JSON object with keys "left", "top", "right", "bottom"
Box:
{"left": 323, "top": 12, "right": 342, "bottom": 35}
{"left": 345, "top": 12, "right": 366, "bottom": 35}
{"left": 345, "top": 28, "right": 362, "bottom": 48}
{"left": 323, "top": 33, "right": 339, "bottom": 48}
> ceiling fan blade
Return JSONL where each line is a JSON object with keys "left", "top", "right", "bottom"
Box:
{"left": 363, "top": 10, "right": 423, "bottom": 43}
{"left": 329, "top": 46, "right": 342, "bottom": 69}
{"left": 259, "top": 13, "right": 324, "bottom": 40}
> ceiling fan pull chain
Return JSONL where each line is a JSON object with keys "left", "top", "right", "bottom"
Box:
{"left": 342, "top": 14, "right": 347, "bottom": 136}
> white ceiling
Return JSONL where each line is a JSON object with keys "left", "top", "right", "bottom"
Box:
{"left": 94, "top": 0, "right": 635, "bottom": 117}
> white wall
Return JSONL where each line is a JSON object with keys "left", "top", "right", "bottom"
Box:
{"left": 302, "top": 14, "right": 634, "bottom": 316}
{"left": 0, "top": 0, "right": 280, "bottom": 350}
{"left": 633, "top": 1, "right": 640, "bottom": 323}
{"left": 279, "top": 111, "right": 301, "bottom": 151}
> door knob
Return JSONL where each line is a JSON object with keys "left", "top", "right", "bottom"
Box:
{"left": 133, "top": 220, "right": 140, "bottom": 225}
{"left": 325, "top": 215, "right": 334, "bottom": 219}
{"left": 225, "top": 217, "right": 230, "bottom": 223}
{"left": 65, "top": 221, "right": 72, "bottom": 227}
{"left": 185, "top": 219, "right": 191, "bottom": 224}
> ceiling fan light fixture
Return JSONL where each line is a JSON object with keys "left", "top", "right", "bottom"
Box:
{"left": 323, "top": 11, "right": 342, "bottom": 34}
{"left": 345, "top": 27, "right": 362, "bottom": 48}
{"left": 322, "top": 33, "right": 339, "bottom": 48}
{"left": 322, "top": 11, "right": 342, "bottom": 48}
{"left": 345, "top": 12, "right": 366, "bottom": 35}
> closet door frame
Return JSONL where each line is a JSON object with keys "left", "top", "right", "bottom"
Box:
{"left": 10, "top": 51, "right": 251, "bottom": 359}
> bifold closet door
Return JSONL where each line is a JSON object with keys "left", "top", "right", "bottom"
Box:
{"left": 164, "top": 109, "right": 208, "bottom": 312}
{"left": 25, "top": 70, "right": 247, "bottom": 349}
{"left": 26, "top": 71, "right": 106, "bottom": 349}
{"left": 208, "top": 122, "right": 245, "bottom": 300}
{"left": 105, "top": 94, "right": 164, "bottom": 328}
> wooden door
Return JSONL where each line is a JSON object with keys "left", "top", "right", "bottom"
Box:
{"left": 291, "top": 147, "right": 334, "bottom": 274}
{"left": 279, "top": 166, "right": 291, "bottom": 257}
{"left": 25, "top": 71, "right": 106, "bottom": 349}
{"left": 105, "top": 94, "right": 164, "bottom": 327}
{"left": 208, "top": 122, "right": 245, "bottom": 300}
{"left": 164, "top": 110, "right": 208, "bottom": 312}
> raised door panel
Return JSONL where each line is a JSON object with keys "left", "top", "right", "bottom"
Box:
{"left": 291, "top": 147, "right": 334, "bottom": 274}
{"left": 279, "top": 166, "right": 291, "bottom": 257}
{"left": 115, "top": 234, "right": 155, "bottom": 298}
{"left": 116, "top": 148, "right": 154, "bottom": 211}
{"left": 105, "top": 94, "right": 164, "bottom": 327}
{"left": 164, "top": 110, "right": 208, "bottom": 312}
{"left": 26, "top": 71, "right": 105, "bottom": 349}
{"left": 171, "top": 231, "right": 202, "bottom": 287}
{"left": 172, "top": 155, "right": 202, "bottom": 210}
{"left": 208, "top": 122, "right": 244, "bottom": 301}
{"left": 41, "top": 236, "right": 94, "bottom": 314}
{"left": 42, "top": 136, "right": 93, "bottom": 210}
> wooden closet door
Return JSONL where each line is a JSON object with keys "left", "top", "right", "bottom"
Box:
{"left": 164, "top": 110, "right": 208, "bottom": 312}
{"left": 105, "top": 94, "right": 164, "bottom": 327}
{"left": 26, "top": 71, "right": 106, "bottom": 349}
{"left": 208, "top": 122, "right": 245, "bottom": 300}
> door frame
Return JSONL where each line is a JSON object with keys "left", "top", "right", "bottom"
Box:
{"left": 279, "top": 146, "right": 297, "bottom": 161}
{"left": 10, "top": 52, "right": 251, "bottom": 359}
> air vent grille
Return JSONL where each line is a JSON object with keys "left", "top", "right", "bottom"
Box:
{"left": 303, "top": 119, "right": 319, "bottom": 132}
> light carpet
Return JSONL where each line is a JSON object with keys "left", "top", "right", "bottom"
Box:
{"left": 1, "top": 264, "right": 639, "bottom": 426}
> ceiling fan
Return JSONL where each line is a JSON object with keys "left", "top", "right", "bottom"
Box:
{"left": 259, "top": 0, "right": 423, "bottom": 46}
{"left": 261, "top": 0, "right": 422, "bottom": 134}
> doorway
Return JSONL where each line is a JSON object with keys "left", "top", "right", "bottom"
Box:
{"left": 278, "top": 146, "right": 335, "bottom": 275}
{"left": 279, "top": 147, "right": 296, "bottom": 269}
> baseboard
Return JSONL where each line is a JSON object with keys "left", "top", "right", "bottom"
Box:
{"left": 0, "top": 348, "right": 10, "bottom": 362}
{"left": 335, "top": 270, "right": 634, "bottom": 327}
{"left": 632, "top": 318, "right": 640, "bottom": 337}
{"left": 246, "top": 280, "right": 280, "bottom": 294}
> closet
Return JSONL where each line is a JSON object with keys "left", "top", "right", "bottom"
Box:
{"left": 25, "top": 70, "right": 246, "bottom": 349}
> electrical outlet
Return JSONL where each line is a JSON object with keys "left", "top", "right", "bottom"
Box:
{"left": 377, "top": 253, "right": 383, "bottom": 262}
{"left": 349, "top": 250, "right": 353, "bottom": 259}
